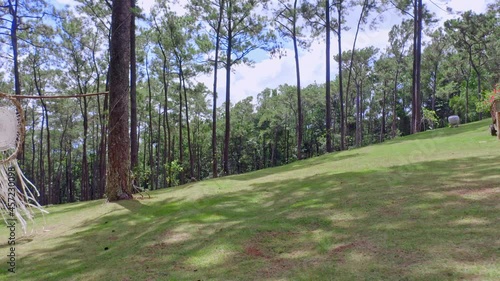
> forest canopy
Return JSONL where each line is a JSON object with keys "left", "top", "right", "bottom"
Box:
{"left": 0, "top": 0, "right": 498, "bottom": 204}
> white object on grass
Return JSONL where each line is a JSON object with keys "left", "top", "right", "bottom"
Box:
{"left": 448, "top": 115, "right": 460, "bottom": 127}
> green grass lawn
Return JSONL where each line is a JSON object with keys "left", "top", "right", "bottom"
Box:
{"left": 1, "top": 120, "right": 499, "bottom": 280}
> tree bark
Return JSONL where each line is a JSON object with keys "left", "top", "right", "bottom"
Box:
{"left": 212, "top": 0, "right": 224, "bottom": 178}
{"left": 355, "top": 82, "right": 361, "bottom": 146}
{"left": 8, "top": 0, "right": 21, "bottom": 97}
{"left": 145, "top": 53, "right": 155, "bottom": 189}
{"left": 337, "top": 1, "right": 346, "bottom": 150}
{"left": 32, "top": 58, "right": 52, "bottom": 204}
{"left": 223, "top": 0, "right": 233, "bottom": 175}
{"left": 411, "top": 0, "right": 423, "bottom": 133}
{"left": 156, "top": 31, "right": 172, "bottom": 187}
{"left": 181, "top": 71, "right": 195, "bottom": 180}
{"left": 82, "top": 97, "right": 89, "bottom": 200}
{"left": 130, "top": 0, "right": 139, "bottom": 173}
{"left": 325, "top": 0, "right": 333, "bottom": 153}
{"left": 292, "top": 0, "right": 303, "bottom": 159}
{"left": 177, "top": 65, "right": 184, "bottom": 184}
{"left": 391, "top": 71, "right": 399, "bottom": 138}
{"left": 162, "top": 62, "right": 172, "bottom": 187}
{"left": 380, "top": 81, "right": 387, "bottom": 142}
{"left": 106, "top": 0, "right": 132, "bottom": 201}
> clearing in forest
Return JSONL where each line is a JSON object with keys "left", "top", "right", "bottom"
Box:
{"left": 0, "top": 119, "right": 498, "bottom": 280}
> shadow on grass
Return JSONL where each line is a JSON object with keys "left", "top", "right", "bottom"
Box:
{"left": 43, "top": 200, "right": 105, "bottom": 216}
{"left": 2, "top": 156, "right": 499, "bottom": 280}
{"left": 230, "top": 153, "right": 362, "bottom": 182}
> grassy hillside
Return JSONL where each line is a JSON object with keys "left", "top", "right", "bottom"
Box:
{"left": 1, "top": 120, "right": 499, "bottom": 280}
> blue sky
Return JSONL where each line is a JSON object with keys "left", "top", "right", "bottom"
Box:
{"left": 55, "top": 0, "right": 492, "bottom": 105}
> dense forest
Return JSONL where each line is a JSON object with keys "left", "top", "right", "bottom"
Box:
{"left": 0, "top": 0, "right": 498, "bottom": 204}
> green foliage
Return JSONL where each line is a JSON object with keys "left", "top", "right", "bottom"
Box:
{"left": 422, "top": 108, "right": 438, "bottom": 130}
{"left": 132, "top": 165, "right": 152, "bottom": 190}
{"left": 165, "top": 160, "right": 184, "bottom": 186}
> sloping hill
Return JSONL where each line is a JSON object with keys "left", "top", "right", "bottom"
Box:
{"left": 1, "top": 120, "right": 499, "bottom": 280}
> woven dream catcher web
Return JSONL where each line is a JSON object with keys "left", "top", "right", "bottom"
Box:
{"left": 0, "top": 92, "right": 46, "bottom": 233}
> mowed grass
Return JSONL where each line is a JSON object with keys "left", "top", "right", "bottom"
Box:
{"left": 0, "top": 120, "right": 499, "bottom": 280}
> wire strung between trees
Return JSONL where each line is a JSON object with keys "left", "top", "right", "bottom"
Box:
{"left": 3, "top": 91, "right": 109, "bottom": 99}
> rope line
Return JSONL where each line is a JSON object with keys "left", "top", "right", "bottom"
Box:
{"left": 3, "top": 91, "right": 109, "bottom": 99}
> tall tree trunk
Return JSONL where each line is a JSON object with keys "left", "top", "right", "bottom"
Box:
{"left": 431, "top": 64, "right": 437, "bottom": 111}
{"left": 145, "top": 53, "right": 155, "bottom": 189}
{"left": 82, "top": 97, "right": 89, "bottom": 200}
{"left": 181, "top": 71, "right": 195, "bottom": 180}
{"left": 411, "top": 0, "right": 423, "bottom": 133}
{"left": 212, "top": 0, "right": 224, "bottom": 178}
{"left": 360, "top": 82, "right": 364, "bottom": 145}
{"left": 325, "top": 0, "right": 333, "bottom": 153}
{"left": 469, "top": 50, "right": 482, "bottom": 120}
{"left": 380, "top": 81, "right": 387, "bottom": 142}
{"left": 292, "top": 0, "right": 303, "bottom": 159}
{"left": 130, "top": 0, "right": 139, "bottom": 173}
{"left": 337, "top": 1, "right": 346, "bottom": 150}
{"left": 162, "top": 105, "right": 168, "bottom": 187}
{"left": 43, "top": 94, "right": 52, "bottom": 204}
{"left": 465, "top": 76, "right": 469, "bottom": 123}
{"left": 92, "top": 39, "right": 106, "bottom": 199}
{"left": 39, "top": 107, "right": 45, "bottom": 204}
{"left": 56, "top": 117, "right": 70, "bottom": 204}
{"left": 107, "top": 0, "right": 132, "bottom": 201}
{"left": 9, "top": 0, "right": 23, "bottom": 163}
{"left": 162, "top": 60, "right": 172, "bottom": 187}
{"left": 156, "top": 103, "right": 162, "bottom": 188}
{"left": 67, "top": 144, "right": 74, "bottom": 203}
{"left": 32, "top": 60, "right": 52, "bottom": 204}
{"left": 346, "top": 0, "right": 368, "bottom": 143}
{"left": 177, "top": 67, "right": 184, "bottom": 184}
{"left": 98, "top": 90, "right": 108, "bottom": 198}
{"left": 391, "top": 68, "right": 400, "bottom": 138}
{"left": 156, "top": 34, "right": 172, "bottom": 187}
{"left": 223, "top": 0, "right": 233, "bottom": 175}
{"left": 31, "top": 109, "right": 36, "bottom": 180}
{"left": 355, "top": 82, "right": 361, "bottom": 146}
{"left": 459, "top": 63, "right": 471, "bottom": 123}
{"left": 8, "top": 0, "right": 20, "bottom": 96}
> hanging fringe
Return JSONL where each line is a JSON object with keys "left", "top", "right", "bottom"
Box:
{"left": 0, "top": 92, "right": 47, "bottom": 234}
{"left": 0, "top": 160, "right": 48, "bottom": 234}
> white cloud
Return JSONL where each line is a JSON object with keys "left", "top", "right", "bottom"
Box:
{"left": 196, "top": 24, "right": 393, "bottom": 106}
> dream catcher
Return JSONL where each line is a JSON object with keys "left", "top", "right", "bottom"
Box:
{"left": 0, "top": 92, "right": 45, "bottom": 233}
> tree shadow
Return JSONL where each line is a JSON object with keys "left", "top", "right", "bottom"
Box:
{"left": 1, "top": 155, "right": 498, "bottom": 280}
{"left": 230, "top": 153, "right": 362, "bottom": 182}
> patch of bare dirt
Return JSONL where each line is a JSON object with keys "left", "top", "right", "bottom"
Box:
{"left": 108, "top": 235, "right": 119, "bottom": 241}
{"left": 329, "top": 240, "right": 376, "bottom": 263}
{"left": 240, "top": 230, "right": 307, "bottom": 278}
{"left": 379, "top": 207, "right": 401, "bottom": 217}
{"left": 144, "top": 242, "right": 169, "bottom": 256}
{"left": 244, "top": 245, "right": 268, "bottom": 258}
{"left": 160, "top": 230, "right": 192, "bottom": 244}
{"left": 448, "top": 187, "right": 500, "bottom": 196}
{"left": 260, "top": 258, "right": 298, "bottom": 279}
{"left": 328, "top": 239, "right": 423, "bottom": 268}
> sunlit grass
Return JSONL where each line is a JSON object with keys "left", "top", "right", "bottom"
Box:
{"left": 0, "top": 120, "right": 499, "bottom": 280}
